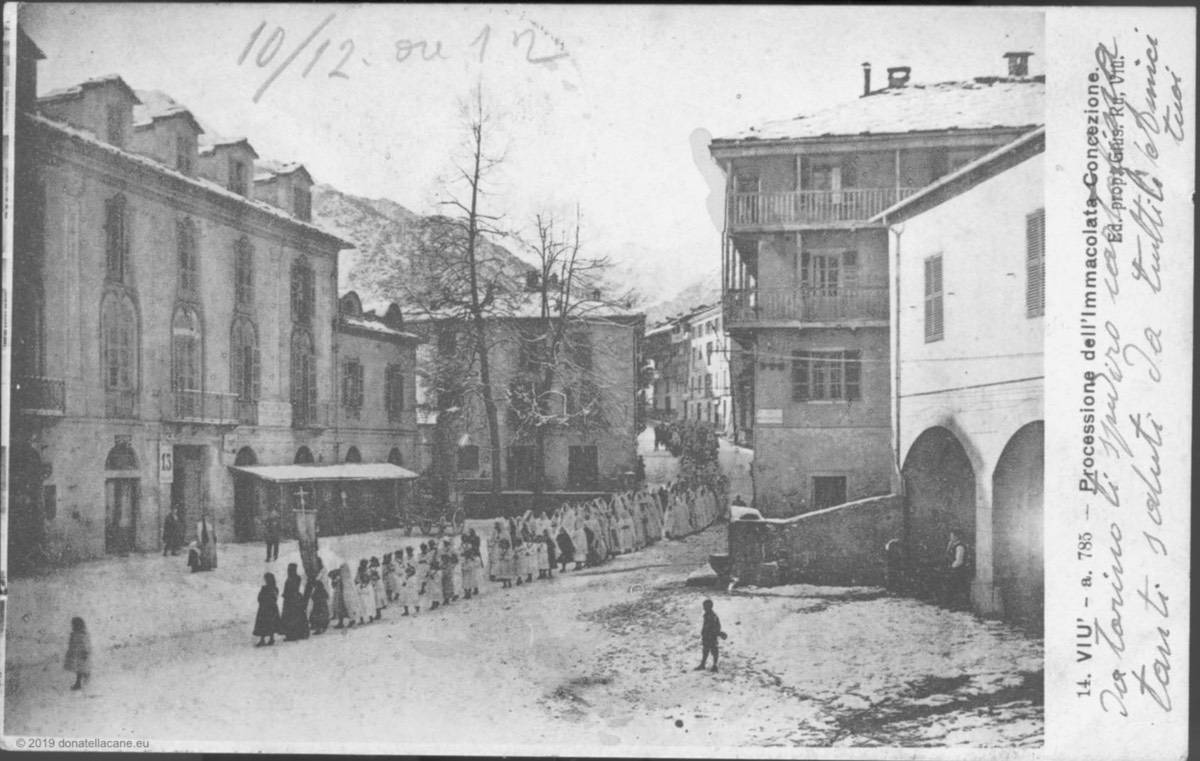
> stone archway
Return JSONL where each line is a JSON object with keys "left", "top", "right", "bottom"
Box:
{"left": 294, "top": 446, "right": 314, "bottom": 465}
{"left": 105, "top": 442, "right": 140, "bottom": 555}
{"left": 992, "top": 421, "right": 1044, "bottom": 631}
{"left": 233, "top": 447, "right": 258, "bottom": 542}
{"left": 902, "top": 427, "right": 976, "bottom": 587}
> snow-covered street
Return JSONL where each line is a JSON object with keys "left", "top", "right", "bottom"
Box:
{"left": 4, "top": 518, "right": 1041, "bottom": 750}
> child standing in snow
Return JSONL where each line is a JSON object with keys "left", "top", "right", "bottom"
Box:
{"left": 369, "top": 557, "right": 386, "bottom": 616}
{"left": 694, "top": 599, "right": 727, "bottom": 673}
{"left": 64, "top": 617, "right": 92, "bottom": 690}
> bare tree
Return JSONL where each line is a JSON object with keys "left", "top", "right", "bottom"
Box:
{"left": 506, "top": 210, "right": 641, "bottom": 493}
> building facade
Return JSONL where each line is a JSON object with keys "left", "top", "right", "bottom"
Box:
{"left": 880, "top": 128, "right": 1045, "bottom": 629}
{"left": 8, "top": 37, "right": 417, "bottom": 567}
{"left": 709, "top": 58, "right": 1043, "bottom": 517}
{"left": 682, "top": 303, "right": 732, "bottom": 435}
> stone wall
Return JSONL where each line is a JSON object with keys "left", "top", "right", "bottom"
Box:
{"left": 728, "top": 493, "right": 902, "bottom": 586}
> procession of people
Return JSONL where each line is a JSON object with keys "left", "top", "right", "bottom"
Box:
{"left": 251, "top": 480, "right": 727, "bottom": 645}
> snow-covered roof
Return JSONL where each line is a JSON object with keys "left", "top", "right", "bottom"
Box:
{"left": 40, "top": 74, "right": 140, "bottom": 104}
{"left": 716, "top": 77, "right": 1044, "bottom": 143}
{"left": 132, "top": 89, "right": 204, "bottom": 133}
{"left": 255, "top": 159, "right": 312, "bottom": 184}
{"left": 24, "top": 112, "right": 351, "bottom": 249}
{"left": 230, "top": 463, "right": 419, "bottom": 483}
{"left": 339, "top": 315, "right": 420, "bottom": 341}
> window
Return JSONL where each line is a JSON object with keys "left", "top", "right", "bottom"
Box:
{"left": 705, "top": 373, "right": 713, "bottom": 395}
{"left": 384, "top": 364, "right": 406, "bottom": 421}
{"left": 230, "top": 160, "right": 248, "bottom": 195}
{"left": 171, "top": 307, "right": 202, "bottom": 394}
{"left": 177, "top": 218, "right": 198, "bottom": 296}
{"left": 234, "top": 237, "right": 254, "bottom": 309}
{"left": 568, "top": 445, "right": 599, "bottom": 489}
{"left": 294, "top": 184, "right": 312, "bottom": 221}
{"left": 345, "top": 446, "right": 362, "bottom": 464}
{"left": 803, "top": 158, "right": 857, "bottom": 190}
{"left": 1026, "top": 208, "right": 1045, "bottom": 317}
{"left": 101, "top": 292, "right": 138, "bottom": 392}
{"left": 457, "top": 445, "right": 479, "bottom": 471}
{"left": 801, "top": 251, "right": 858, "bottom": 295}
{"left": 812, "top": 476, "right": 847, "bottom": 510}
{"left": 568, "top": 328, "right": 593, "bottom": 370}
{"left": 104, "top": 194, "right": 129, "bottom": 283}
{"left": 342, "top": 359, "right": 364, "bottom": 414}
{"left": 291, "top": 329, "right": 317, "bottom": 426}
{"left": 106, "top": 105, "right": 124, "bottom": 147}
{"left": 175, "top": 135, "right": 193, "bottom": 174}
{"left": 437, "top": 328, "right": 457, "bottom": 357}
{"left": 706, "top": 341, "right": 714, "bottom": 364}
{"left": 791, "top": 350, "right": 862, "bottom": 402}
{"left": 507, "top": 446, "right": 536, "bottom": 489}
{"left": 230, "top": 317, "right": 260, "bottom": 402}
{"left": 290, "top": 258, "right": 315, "bottom": 323}
{"left": 924, "top": 255, "right": 944, "bottom": 342}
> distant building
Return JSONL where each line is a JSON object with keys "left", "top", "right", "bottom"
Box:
{"left": 683, "top": 303, "right": 732, "bottom": 436}
{"left": 411, "top": 289, "right": 644, "bottom": 497}
{"left": 877, "top": 127, "right": 1045, "bottom": 628}
{"left": 8, "top": 33, "right": 416, "bottom": 567}
{"left": 710, "top": 57, "right": 1044, "bottom": 517}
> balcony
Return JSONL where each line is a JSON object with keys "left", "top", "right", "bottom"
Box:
{"left": 291, "top": 401, "right": 333, "bottom": 430}
{"left": 162, "top": 390, "right": 241, "bottom": 425}
{"left": 236, "top": 398, "right": 259, "bottom": 426}
{"left": 725, "top": 286, "right": 889, "bottom": 326}
{"left": 730, "top": 187, "right": 921, "bottom": 228}
{"left": 105, "top": 389, "right": 139, "bottom": 419}
{"left": 15, "top": 376, "right": 66, "bottom": 415}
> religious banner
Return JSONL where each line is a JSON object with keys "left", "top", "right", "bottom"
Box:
{"left": 293, "top": 487, "right": 320, "bottom": 579}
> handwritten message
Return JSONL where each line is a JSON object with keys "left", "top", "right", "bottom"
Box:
{"left": 236, "top": 13, "right": 570, "bottom": 103}
{"left": 1073, "top": 27, "right": 1185, "bottom": 719}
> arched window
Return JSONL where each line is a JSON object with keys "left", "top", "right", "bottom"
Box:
{"left": 177, "top": 218, "right": 198, "bottom": 297}
{"left": 104, "top": 194, "right": 129, "bottom": 283}
{"left": 230, "top": 317, "right": 260, "bottom": 402}
{"left": 172, "top": 306, "right": 202, "bottom": 393}
{"left": 234, "top": 236, "right": 254, "bottom": 309}
{"left": 345, "top": 446, "right": 362, "bottom": 463}
{"left": 290, "top": 328, "right": 317, "bottom": 427}
{"left": 101, "top": 291, "right": 138, "bottom": 392}
{"left": 387, "top": 447, "right": 404, "bottom": 466}
{"left": 290, "top": 256, "right": 315, "bottom": 323}
{"left": 294, "top": 446, "right": 314, "bottom": 464}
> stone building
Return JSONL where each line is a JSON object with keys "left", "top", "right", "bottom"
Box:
{"left": 8, "top": 34, "right": 417, "bottom": 567}
{"left": 877, "top": 127, "right": 1045, "bottom": 629}
{"left": 682, "top": 302, "right": 732, "bottom": 435}
{"left": 709, "top": 56, "right": 1043, "bottom": 517}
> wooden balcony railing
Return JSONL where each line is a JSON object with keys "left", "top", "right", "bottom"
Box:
{"left": 730, "top": 187, "right": 921, "bottom": 226}
{"left": 163, "top": 390, "right": 241, "bottom": 424}
{"left": 725, "top": 286, "right": 889, "bottom": 324}
{"left": 15, "top": 376, "right": 66, "bottom": 415}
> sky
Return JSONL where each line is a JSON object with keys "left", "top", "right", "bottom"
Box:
{"left": 18, "top": 4, "right": 1044, "bottom": 297}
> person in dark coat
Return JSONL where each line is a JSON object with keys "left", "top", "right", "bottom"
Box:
{"left": 64, "top": 616, "right": 92, "bottom": 689}
{"left": 307, "top": 576, "right": 330, "bottom": 635}
{"left": 542, "top": 529, "right": 557, "bottom": 578}
{"left": 555, "top": 526, "right": 574, "bottom": 572}
{"left": 694, "top": 599, "right": 727, "bottom": 673}
{"left": 162, "top": 510, "right": 181, "bottom": 556}
{"left": 254, "top": 573, "right": 280, "bottom": 646}
{"left": 279, "top": 563, "right": 309, "bottom": 641}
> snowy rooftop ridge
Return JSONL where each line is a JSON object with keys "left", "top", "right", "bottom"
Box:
{"left": 717, "top": 77, "right": 1044, "bottom": 143}
{"left": 24, "top": 112, "right": 351, "bottom": 249}
{"left": 339, "top": 315, "right": 421, "bottom": 341}
{"left": 40, "top": 74, "right": 139, "bottom": 103}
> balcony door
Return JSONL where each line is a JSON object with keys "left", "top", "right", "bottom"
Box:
{"left": 800, "top": 250, "right": 858, "bottom": 320}
{"left": 171, "top": 445, "right": 206, "bottom": 542}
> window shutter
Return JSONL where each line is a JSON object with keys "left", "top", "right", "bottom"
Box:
{"left": 800, "top": 251, "right": 811, "bottom": 289}
{"left": 1026, "top": 209, "right": 1045, "bottom": 317}
{"left": 305, "top": 269, "right": 316, "bottom": 322}
{"left": 924, "top": 256, "right": 943, "bottom": 342}
{"left": 791, "top": 351, "right": 809, "bottom": 401}
{"left": 842, "top": 250, "right": 859, "bottom": 289}
{"left": 844, "top": 350, "right": 861, "bottom": 400}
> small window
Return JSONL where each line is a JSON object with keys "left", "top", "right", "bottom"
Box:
{"left": 812, "top": 476, "right": 847, "bottom": 510}
{"left": 384, "top": 364, "right": 405, "bottom": 421}
{"left": 924, "top": 255, "right": 944, "bottom": 342}
{"left": 294, "top": 184, "right": 312, "bottom": 221}
{"left": 105, "top": 194, "right": 129, "bottom": 283}
{"left": 457, "top": 445, "right": 480, "bottom": 471}
{"left": 791, "top": 350, "right": 862, "bottom": 402}
{"left": 1026, "top": 209, "right": 1045, "bottom": 318}
{"left": 341, "top": 359, "right": 364, "bottom": 413}
{"left": 230, "top": 160, "right": 248, "bottom": 196}
{"left": 290, "top": 258, "right": 315, "bottom": 323}
{"left": 106, "top": 105, "right": 124, "bottom": 147}
{"left": 177, "top": 218, "right": 198, "bottom": 296}
{"left": 175, "top": 135, "right": 193, "bottom": 174}
{"left": 234, "top": 237, "right": 255, "bottom": 309}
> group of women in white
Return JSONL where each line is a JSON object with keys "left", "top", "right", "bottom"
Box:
{"left": 485, "top": 481, "right": 726, "bottom": 585}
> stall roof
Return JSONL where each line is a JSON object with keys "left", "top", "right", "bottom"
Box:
{"left": 230, "top": 463, "right": 419, "bottom": 482}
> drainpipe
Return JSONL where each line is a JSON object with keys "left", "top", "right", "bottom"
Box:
{"left": 889, "top": 221, "right": 907, "bottom": 546}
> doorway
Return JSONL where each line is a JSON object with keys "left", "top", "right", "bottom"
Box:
{"left": 105, "top": 479, "right": 139, "bottom": 554}
{"left": 172, "top": 445, "right": 207, "bottom": 542}
{"left": 233, "top": 446, "right": 258, "bottom": 542}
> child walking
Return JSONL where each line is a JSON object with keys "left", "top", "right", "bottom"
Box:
{"left": 64, "top": 617, "right": 92, "bottom": 690}
{"left": 694, "top": 599, "right": 728, "bottom": 673}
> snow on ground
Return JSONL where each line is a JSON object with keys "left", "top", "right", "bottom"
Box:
{"left": 5, "top": 520, "right": 1040, "bottom": 751}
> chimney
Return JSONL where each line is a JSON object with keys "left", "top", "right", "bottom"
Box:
{"left": 1003, "top": 51, "right": 1033, "bottom": 77}
{"left": 861, "top": 62, "right": 872, "bottom": 96}
{"left": 886, "top": 66, "right": 911, "bottom": 88}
